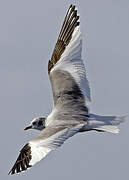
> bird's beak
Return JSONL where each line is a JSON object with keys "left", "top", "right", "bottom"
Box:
{"left": 24, "top": 125, "right": 32, "bottom": 130}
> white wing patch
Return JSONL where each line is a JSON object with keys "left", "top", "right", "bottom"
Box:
{"left": 51, "top": 26, "right": 91, "bottom": 103}
{"left": 29, "top": 144, "right": 51, "bottom": 166}
{"left": 29, "top": 124, "right": 83, "bottom": 166}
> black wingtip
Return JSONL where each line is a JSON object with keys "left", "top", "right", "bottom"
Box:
{"left": 8, "top": 143, "right": 32, "bottom": 175}
{"left": 48, "top": 4, "right": 80, "bottom": 73}
{"left": 69, "top": 4, "right": 73, "bottom": 8}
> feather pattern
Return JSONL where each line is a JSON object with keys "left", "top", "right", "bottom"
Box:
{"left": 9, "top": 124, "right": 84, "bottom": 174}
{"left": 48, "top": 4, "right": 91, "bottom": 104}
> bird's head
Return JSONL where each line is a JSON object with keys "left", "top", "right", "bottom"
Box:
{"left": 24, "top": 117, "right": 46, "bottom": 131}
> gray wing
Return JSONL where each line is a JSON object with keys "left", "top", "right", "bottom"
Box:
{"left": 9, "top": 124, "right": 84, "bottom": 175}
{"left": 50, "top": 70, "right": 89, "bottom": 118}
{"left": 48, "top": 5, "right": 91, "bottom": 116}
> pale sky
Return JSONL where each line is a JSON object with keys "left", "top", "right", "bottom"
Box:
{"left": 0, "top": 0, "right": 129, "bottom": 179}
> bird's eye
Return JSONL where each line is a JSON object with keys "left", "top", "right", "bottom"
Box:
{"left": 33, "top": 122, "right": 36, "bottom": 125}
{"left": 38, "top": 120, "right": 43, "bottom": 126}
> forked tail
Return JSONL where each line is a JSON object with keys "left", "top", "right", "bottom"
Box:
{"left": 86, "top": 113, "right": 127, "bottom": 133}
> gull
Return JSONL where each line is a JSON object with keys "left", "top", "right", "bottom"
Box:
{"left": 9, "top": 4, "right": 126, "bottom": 175}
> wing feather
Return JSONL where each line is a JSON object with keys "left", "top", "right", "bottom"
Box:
{"left": 48, "top": 4, "right": 80, "bottom": 73}
{"left": 48, "top": 5, "right": 91, "bottom": 105}
{"left": 9, "top": 124, "right": 84, "bottom": 174}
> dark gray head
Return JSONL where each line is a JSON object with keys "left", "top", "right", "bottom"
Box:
{"left": 24, "top": 117, "right": 46, "bottom": 131}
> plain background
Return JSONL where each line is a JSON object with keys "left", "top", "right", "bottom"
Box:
{"left": 0, "top": 0, "right": 129, "bottom": 179}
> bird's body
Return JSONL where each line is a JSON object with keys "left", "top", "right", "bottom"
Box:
{"left": 9, "top": 4, "right": 126, "bottom": 175}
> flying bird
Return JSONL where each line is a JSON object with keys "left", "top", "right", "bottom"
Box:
{"left": 9, "top": 4, "right": 126, "bottom": 175}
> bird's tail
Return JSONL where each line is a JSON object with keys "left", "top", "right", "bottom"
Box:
{"left": 86, "top": 113, "right": 126, "bottom": 133}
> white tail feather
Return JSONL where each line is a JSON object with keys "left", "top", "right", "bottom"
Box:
{"left": 94, "top": 125, "right": 120, "bottom": 134}
{"left": 87, "top": 114, "right": 127, "bottom": 134}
